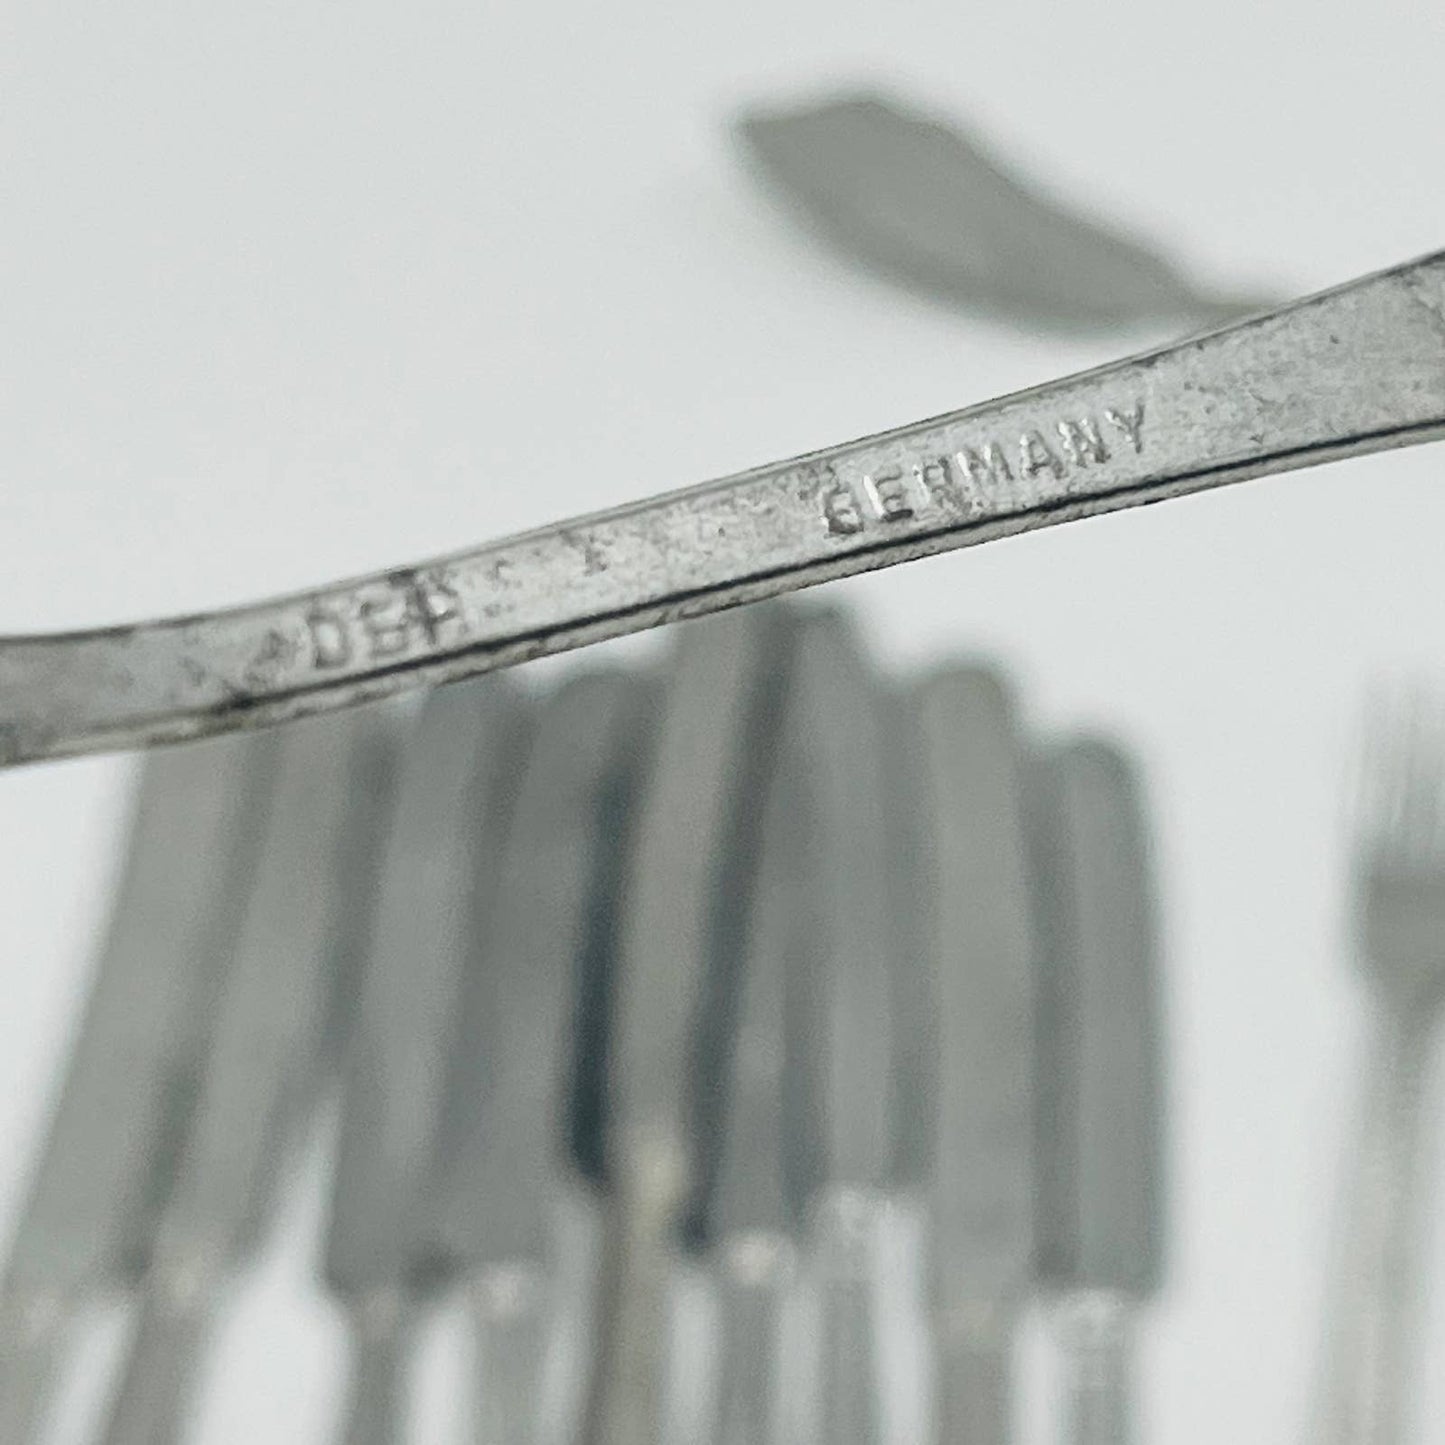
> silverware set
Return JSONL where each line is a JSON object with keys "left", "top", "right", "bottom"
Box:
{"left": 4, "top": 82, "right": 1442, "bottom": 1445}
{"left": 0, "top": 599, "right": 1172, "bottom": 1445}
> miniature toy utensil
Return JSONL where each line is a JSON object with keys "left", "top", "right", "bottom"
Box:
{"left": 583, "top": 607, "right": 796, "bottom": 1445}
{"left": 97, "top": 706, "right": 395, "bottom": 1445}
{"left": 732, "top": 90, "right": 1272, "bottom": 331}
{"left": 4, "top": 250, "right": 1445, "bottom": 768}
{"left": 0, "top": 732, "right": 279, "bottom": 1444}
{"left": 909, "top": 668, "right": 1037, "bottom": 1445}
{"left": 1030, "top": 740, "right": 1165, "bottom": 1445}
{"left": 322, "top": 678, "right": 527, "bottom": 1445}
{"left": 424, "top": 669, "right": 651, "bottom": 1445}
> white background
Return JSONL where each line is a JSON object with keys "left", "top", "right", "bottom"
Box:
{"left": 4, "top": 0, "right": 1445, "bottom": 1440}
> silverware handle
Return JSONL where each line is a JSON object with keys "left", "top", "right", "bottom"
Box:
{"left": 338, "top": 1295, "right": 418, "bottom": 1445}
{"left": 583, "top": 1145, "right": 687, "bottom": 1445}
{"left": 932, "top": 1307, "right": 1015, "bottom": 1445}
{"left": 101, "top": 1281, "right": 215, "bottom": 1445}
{"left": 1314, "top": 1006, "right": 1438, "bottom": 1445}
{"left": 1054, "top": 1293, "right": 1134, "bottom": 1445}
{"left": 470, "top": 1267, "right": 555, "bottom": 1445}
{"left": 7, "top": 250, "right": 1445, "bottom": 769}
{"left": 808, "top": 1190, "right": 885, "bottom": 1445}
{"left": 0, "top": 1305, "right": 66, "bottom": 1445}
{"left": 711, "top": 1237, "right": 793, "bottom": 1445}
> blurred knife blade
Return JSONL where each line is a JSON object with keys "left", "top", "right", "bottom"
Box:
{"left": 910, "top": 667, "right": 1037, "bottom": 1445}
{"left": 99, "top": 705, "right": 398, "bottom": 1445}
{"left": 0, "top": 732, "right": 280, "bottom": 1442}
{"left": 1029, "top": 738, "right": 1166, "bottom": 1445}
{"left": 733, "top": 89, "right": 1273, "bottom": 331}
{"left": 323, "top": 677, "right": 529, "bottom": 1445}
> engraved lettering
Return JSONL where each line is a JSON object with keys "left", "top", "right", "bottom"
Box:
{"left": 1104, "top": 403, "right": 1145, "bottom": 453}
{"left": 359, "top": 595, "right": 410, "bottom": 657}
{"left": 306, "top": 606, "right": 353, "bottom": 669}
{"left": 1056, "top": 417, "right": 1109, "bottom": 466}
{"left": 1019, "top": 430, "right": 1065, "bottom": 480}
{"left": 955, "top": 443, "right": 1013, "bottom": 490}
{"left": 914, "top": 456, "right": 970, "bottom": 514}
{"left": 403, "top": 575, "right": 464, "bottom": 645}
{"left": 863, "top": 466, "right": 915, "bottom": 523}
{"left": 817, "top": 398, "right": 1141, "bottom": 537}
{"left": 822, "top": 483, "right": 864, "bottom": 536}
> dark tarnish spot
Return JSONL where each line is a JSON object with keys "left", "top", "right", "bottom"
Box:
{"left": 561, "top": 529, "right": 609, "bottom": 576}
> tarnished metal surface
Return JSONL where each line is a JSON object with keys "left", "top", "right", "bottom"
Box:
{"left": 3, "top": 250, "right": 1445, "bottom": 767}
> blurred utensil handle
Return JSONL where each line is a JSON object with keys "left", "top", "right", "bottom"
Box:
{"left": 0, "top": 1300, "right": 65, "bottom": 1445}
{"left": 583, "top": 1134, "right": 688, "bottom": 1445}
{"left": 806, "top": 1187, "right": 890, "bottom": 1445}
{"left": 710, "top": 1233, "right": 794, "bottom": 1445}
{"left": 468, "top": 1187, "right": 603, "bottom": 1445}
{"left": 337, "top": 1290, "right": 418, "bottom": 1445}
{"left": 932, "top": 1301, "right": 1017, "bottom": 1445}
{"left": 100, "top": 1271, "right": 215, "bottom": 1445}
{"left": 6, "top": 249, "right": 1445, "bottom": 767}
{"left": 1054, "top": 1292, "right": 1135, "bottom": 1445}
{"left": 470, "top": 1267, "right": 554, "bottom": 1445}
{"left": 1313, "top": 1006, "right": 1440, "bottom": 1445}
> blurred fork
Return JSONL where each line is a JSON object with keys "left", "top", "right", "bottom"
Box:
{"left": 1312, "top": 687, "right": 1445, "bottom": 1445}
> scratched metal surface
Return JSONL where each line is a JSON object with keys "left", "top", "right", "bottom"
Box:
{"left": 2, "top": 257, "right": 1445, "bottom": 766}
{"left": 5, "top": 1, "right": 1445, "bottom": 1443}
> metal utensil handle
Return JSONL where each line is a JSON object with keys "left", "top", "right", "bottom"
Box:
{"left": 583, "top": 1138, "right": 687, "bottom": 1445}
{"left": 711, "top": 1236, "right": 793, "bottom": 1445}
{"left": 0, "top": 1304, "right": 66, "bottom": 1445}
{"left": 470, "top": 1265, "right": 556, "bottom": 1445}
{"left": 337, "top": 1295, "right": 418, "bottom": 1445}
{"left": 807, "top": 1189, "right": 887, "bottom": 1445}
{"left": 5, "top": 251, "right": 1445, "bottom": 767}
{"left": 932, "top": 1305, "right": 1016, "bottom": 1445}
{"left": 1055, "top": 1293, "right": 1135, "bottom": 1445}
{"left": 101, "top": 1281, "right": 215, "bottom": 1445}
{"left": 1314, "top": 1006, "right": 1439, "bottom": 1445}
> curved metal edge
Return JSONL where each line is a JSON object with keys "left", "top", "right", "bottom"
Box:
{"left": 3, "top": 249, "right": 1445, "bottom": 767}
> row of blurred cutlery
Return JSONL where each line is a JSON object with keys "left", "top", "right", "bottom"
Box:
{"left": 0, "top": 601, "right": 1165, "bottom": 1445}
{"left": 5, "top": 81, "right": 1437, "bottom": 1445}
